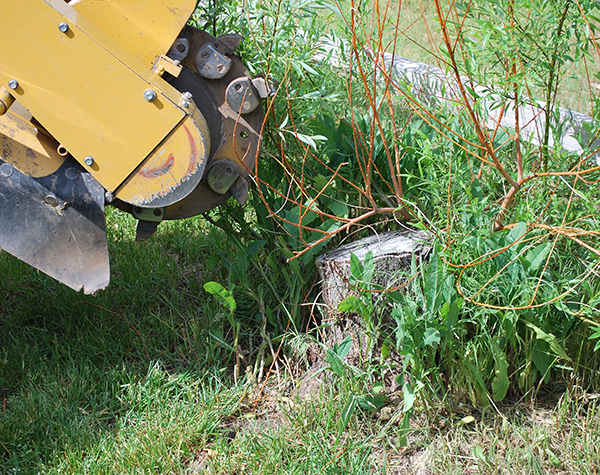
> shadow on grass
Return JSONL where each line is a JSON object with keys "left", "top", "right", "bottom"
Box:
{"left": 0, "top": 215, "right": 241, "bottom": 474}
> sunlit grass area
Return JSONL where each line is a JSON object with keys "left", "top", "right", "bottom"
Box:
{"left": 2, "top": 0, "right": 600, "bottom": 473}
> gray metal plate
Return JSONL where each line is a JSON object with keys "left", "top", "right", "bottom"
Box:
{"left": 0, "top": 158, "right": 110, "bottom": 293}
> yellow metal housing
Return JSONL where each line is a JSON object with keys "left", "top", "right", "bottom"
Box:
{"left": 0, "top": 0, "right": 209, "bottom": 206}
{"left": 116, "top": 104, "right": 210, "bottom": 207}
{"left": 0, "top": 109, "right": 65, "bottom": 178}
{"left": 70, "top": 0, "right": 197, "bottom": 68}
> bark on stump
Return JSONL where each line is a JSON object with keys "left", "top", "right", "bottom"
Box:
{"left": 298, "top": 229, "right": 431, "bottom": 397}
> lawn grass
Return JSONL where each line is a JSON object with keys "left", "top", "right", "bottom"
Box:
{"left": 1, "top": 206, "right": 599, "bottom": 474}
{"left": 2, "top": 2, "right": 600, "bottom": 473}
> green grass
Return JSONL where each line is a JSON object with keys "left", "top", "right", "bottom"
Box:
{"left": 0, "top": 210, "right": 383, "bottom": 474}
{"left": 1, "top": 205, "right": 599, "bottom": 474}
{"left": 2, "top": 1, "right": 600, "bottom": 473}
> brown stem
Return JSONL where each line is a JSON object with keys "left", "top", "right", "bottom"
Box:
{"left": 542, "top": 0, "right": 571, "bottom": 171}
{"left": 433, "top": 0, "right": 520, "bottom": 191}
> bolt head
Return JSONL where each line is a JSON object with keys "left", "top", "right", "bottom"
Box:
{"left": 65, "top": 167, "right": 80, "bottom": 180}
{"left": 84, "top": 156, "right": 94, "bottom": 166}
{"left": 105, "top": 192, "right": 114, "bottom": 204}
{"left": 182, "top": 91, "right": 193, "bottom": 100}
{"left": 45, "top": 194, "right": 59, "bottom": 207}
{"left": 0, "top": 162, "right": 14, "bottom": 177}
{"left": 58, "top": 22, "right": 69, "bottom": 33}
{"left": 7, "top": 80, "right": 18, "bottom": 90}
{"left": 144, "top": 89, "right": 157, "bottom": 102}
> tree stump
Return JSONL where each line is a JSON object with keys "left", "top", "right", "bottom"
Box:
{"left": 316, "top": 229, "right": 430, "bottom": 313}
{"left": 298, "top": 229, "right": 431, "bottom": 397}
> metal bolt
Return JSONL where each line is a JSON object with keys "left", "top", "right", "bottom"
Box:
{"left": 84, "top": 156, "right": 94, "bottom": 166}
{"left": 45, "top": 194, "right": 59, "bottom": 207}
{"left": 105, "top": 192, "right": 114, "bottom": 204}
{"left": 58, "top": 22, "right": 69, "bottom": 33}
{"left": 8, "top": 80, "right": 18, "bottom": 90}
{"left": 65, "top": 167, "right": 80, "bottom": 180}
{"left": 144, "top": 89, "right": 157, "bottom": 102}
{"left": 0, "top": 162, "right": 14, "bottom": 177}
{"left": 181, "top": 92, "right": 192, "bottom": 107}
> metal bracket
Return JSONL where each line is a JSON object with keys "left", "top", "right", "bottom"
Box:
{"left": 167, "top": 37, "right": 190, "bottom": 61}
{"left": 206, "top": 159, "right": 241, "bottom": 194}
{"left": 132, "top": 206, "right": 165, "bottom": 223}
{"left": 225, "top": 77, "right": 260, "bottom": 114}
{"left": 152, "top": 55, "right": 182, "bottom": 77}
{"left": 0, "top": 87, "right": 15, "bottom": 116}
{"left": 195, "top": 43, "right": 232, "bottom": 80}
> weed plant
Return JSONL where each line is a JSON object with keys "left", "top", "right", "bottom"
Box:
{"left": 213, "top": 0, "right": 600, "bottom": 426}
{"left": 2, "top": 0, "right": 600, "bottom": 473}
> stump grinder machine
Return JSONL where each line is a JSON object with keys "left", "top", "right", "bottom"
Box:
{"left": 0, "top": 0, "right": 267, "bottom": 293}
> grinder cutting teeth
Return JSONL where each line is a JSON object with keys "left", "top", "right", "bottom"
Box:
{"left": 0, "top": 0, "right": 269, "bottom": 293}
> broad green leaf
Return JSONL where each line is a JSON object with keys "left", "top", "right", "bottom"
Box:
{"left": 441, "top": 297, "right": 463, "bottom": 331}
{"left": 589, "top": 326, "right": 600, "bottom": 352}
{"left": 362, "top": 251, "right": 375, "bottom": 284}
{"left": 491, "top": 349, "right": 510, "bottom": 401}
{"left": 402, "top": 381, "right": 424, "bottom": 413}
{"left": 313, "top": 173, "right": 329, "bottom": 191}
{"left": 524, "top": 242, "right": 551, "bottom": 273}
{"left": 207, "top": 254, "right": 221, "bottom": 271}
{"left": 349, "top": 253, "right": 364, "bottom": 281}
{"left": 507, "top": 222, "right": 527, "bottom": 244}
{"left": 358, "top": 395, "right": 386, "bottom": 410}
{"left": 460, "top": 415, "right": 475, "bottom": 425}
{"left": 338, "top": 296, "right": 363, "bottom": 313}
{"left": 327, "top": 349, "right": 346, "bottom": 377}
{"left": 422, "top": 328, "right": 441, "bottom": 348}
{"left": 545, "top": 448, "right": 562, "bottom": 467}
{"left": 245, "top": 240, "right": 267, "bottom": 260}
{"left": 425, "top": 246, "right": 443, "bottom": 313}
{"left": 204, "top": 282, "right": 236, "bottom": 314}
{"left": 403, "top": 384, "right": 415, "bottom": 413}
{"left": 380, "top": 343, "right": 390, "bottom": 360}
{"left": 472, "top": 445, "right": 487, "bottom": 465}
{"left": 340, "top": 395, "right": 358, "bottom": 430}
{"left": 328, "top": 201, "right": 349, "bottom": 218}
{"left": 524, "top": 322, "right": 571, "bottom": 361}
{"left": 335, "top": 336, "right": 353, "bottom": 359}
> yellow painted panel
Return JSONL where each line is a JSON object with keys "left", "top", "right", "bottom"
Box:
{"left": 71, "top": 0, "right": 197, "bottom": 68}
{"left": 116, "top": 113, "right": 209, "bottom": 207}
{"left": 0, "top": 110, "right": 65, "bottom": 177}
{"left": 0, "top": 0, "right": 184, "bottom": 191}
